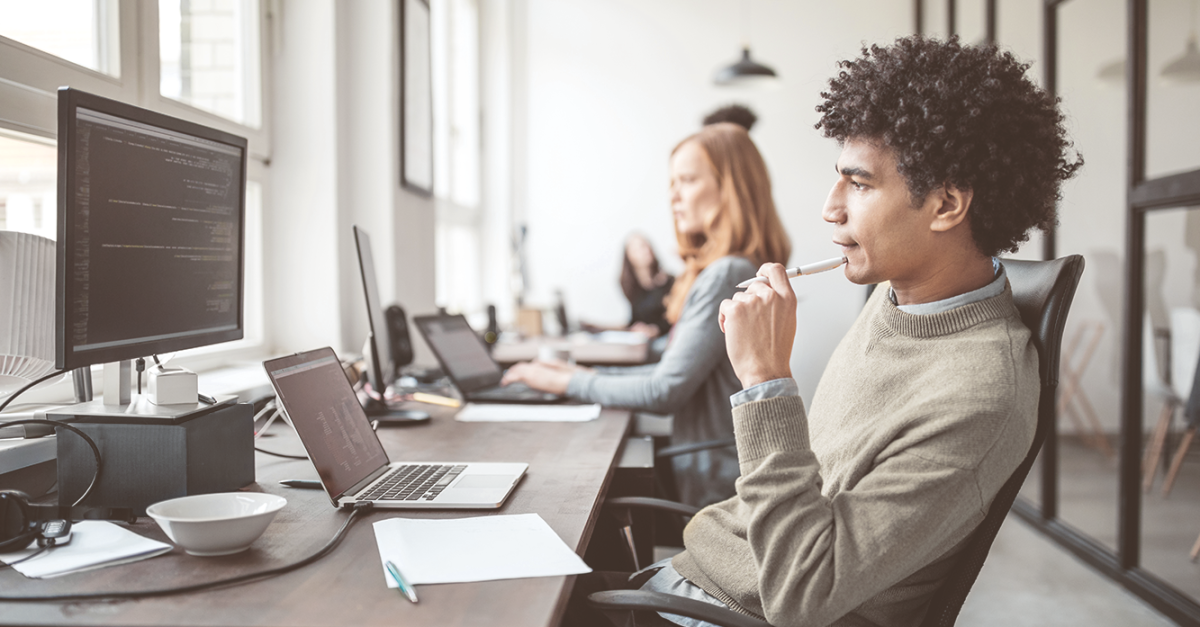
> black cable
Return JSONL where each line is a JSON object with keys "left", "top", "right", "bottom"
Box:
{"left": 0, "top": 370, "right": 66, "bottom": 414}
{"left": 0, "top": 547, "right": 48, "bottom": 569}
{"left": 135, "top": 358, "right": 146, "bottom": 394}
{"left": 0, "top": 503, "right": 372, "bottom": 601}
{"left": 254, "top": 447, "right": 308, "bottom": 460}
{"left": 0, "top": 419, "right": 102, "bottom": 507}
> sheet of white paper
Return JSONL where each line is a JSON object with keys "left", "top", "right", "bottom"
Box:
{"left": 372, "top": 513, "right": 591, "bottom": 585}
{"left": 455, "top": 403, "right": 601, "bottom": 422}
{"left": 0, "top": 521, "right": 172, "bottom": 579}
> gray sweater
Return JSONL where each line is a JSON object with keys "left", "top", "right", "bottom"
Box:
{"left": 567, "top": 255, "right": 756, "bottom": 506}
{"left": 673, "top": 283, "right": 1038, "bottom": 626}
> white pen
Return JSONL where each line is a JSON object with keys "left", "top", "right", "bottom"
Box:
{"left": 736, "top": 256, "right": 847, "bottom": 289}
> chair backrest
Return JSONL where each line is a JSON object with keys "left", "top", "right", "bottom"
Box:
{"left": 919, "top": 255, "right": 1085, "bottom": 627}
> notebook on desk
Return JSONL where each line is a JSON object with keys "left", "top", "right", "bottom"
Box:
{"left": 413, "top": 314, "right": 564, "bottom": 404}
{"left": 264, "top": 347, "right": 527, "bottom": 509}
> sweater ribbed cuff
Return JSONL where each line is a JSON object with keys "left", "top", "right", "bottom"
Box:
{"left": 732, "top": 394, "right": 809, "bottom": 462}
{"left": 565, "top": 371, "right": 593, "bottom": 399}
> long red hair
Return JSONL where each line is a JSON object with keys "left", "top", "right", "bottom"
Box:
{"left": 664, "top": 123, "right": 791, "bottom": 323}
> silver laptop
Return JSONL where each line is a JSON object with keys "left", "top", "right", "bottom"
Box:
{"left": 264, "top": 347, "right": 527, "bottom": 509}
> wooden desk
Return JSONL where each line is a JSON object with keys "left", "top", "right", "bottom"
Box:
{"left": 0, "top": 407, "right": 632, "bottom": 626}
{"left": 491, "top": 338, "right": 648, "bottom": 367}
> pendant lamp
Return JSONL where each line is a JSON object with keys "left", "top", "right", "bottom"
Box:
{"left": 714, "top": 1, "right": 778, "bottom": 87}
{"left": 715, "top": 47, "right": 778, "bottom": 86}
{"left": 1162, "top": 0, "right": 1200, "bottom": 83}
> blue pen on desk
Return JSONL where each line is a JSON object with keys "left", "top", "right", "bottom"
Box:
{"left": 386, "top": 560, "right": 419, "bottom": 603}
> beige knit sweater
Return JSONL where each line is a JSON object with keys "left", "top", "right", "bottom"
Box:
{"left": 672, "top": 283, "right": 1038, "bottom": 627}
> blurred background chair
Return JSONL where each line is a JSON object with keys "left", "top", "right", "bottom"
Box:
{"left": 0, "top": 231, "right": 57, "bottom": 402}
{"left": 589, "top": 255, "right": 1084, "bottom": 627}
{"left": 1144, "top": 307, "right": 1200, "bottom": 495}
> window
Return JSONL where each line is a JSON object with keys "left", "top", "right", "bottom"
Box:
{"left": 0, "top": 133, "right": 56, "bottom": 240}
{"left": 430, "top": 0, "right": 484, "bottom": 314}
{"left": 159, "top": 0, "right": 263, "bottom": 128}
{"left": 0, "top": 1, "right": 269, "bottom": 364}
{"left": 0, "top": 0, "right": 120, "bottom": 76}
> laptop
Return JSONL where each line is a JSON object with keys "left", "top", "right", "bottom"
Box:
{"left": 413, "top": 314, "right": 564, "bottom": 404}
{"left": 264, "top": 347, "right": 527, "bottom": 509}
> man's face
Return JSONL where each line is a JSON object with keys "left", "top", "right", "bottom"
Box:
{"left": 822, "top": 138, "right": 938, "bottom": 287}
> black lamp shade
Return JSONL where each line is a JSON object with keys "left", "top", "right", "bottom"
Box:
{"left": 715, "top": 47, "right": 778, "bottom": 85}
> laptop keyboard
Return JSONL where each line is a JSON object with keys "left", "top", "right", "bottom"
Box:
{"left": 471, "top": 383, "right": 558, "bottom": 402}
{"left": 361, "top": 464, "right": 468, "bottom": 502}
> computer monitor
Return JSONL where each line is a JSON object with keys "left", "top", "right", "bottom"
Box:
{"left": 352, "top": 226, "right": 427, "bottom": 421}
{"left": 55, "top": 87, "right": 247, "bottom": 371}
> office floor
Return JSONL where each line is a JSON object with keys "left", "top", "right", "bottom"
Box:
{"left": 1019, "top": 434, "right": 1200, "bottom": 608}
{"left": 960, "top": 515, "right": 1174, "bottom": 626}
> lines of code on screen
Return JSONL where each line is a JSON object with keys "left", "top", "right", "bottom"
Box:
{"left": 68, "top": 107, "right": 242, "bottom": 354}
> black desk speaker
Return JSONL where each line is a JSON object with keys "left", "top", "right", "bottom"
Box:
{"left": 54, "top": 401, "right": 255, "bottom": 516}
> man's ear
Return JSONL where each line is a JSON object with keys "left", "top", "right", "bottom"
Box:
{"left": 928, "top": 183, "right": 973, "bottom": 233}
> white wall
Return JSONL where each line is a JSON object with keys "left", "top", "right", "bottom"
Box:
{"left": 267, "top": 0, "right": 342, "bottom": 354}
{"left": 513, "top": 0, "right": 912, "bottom": 400}
{"left": 268, "top": 0, "right": 437, "bottom": 365}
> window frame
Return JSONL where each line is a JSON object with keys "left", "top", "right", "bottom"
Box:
{"left": 0, "top": 0, "right": 272, "bottom": 368}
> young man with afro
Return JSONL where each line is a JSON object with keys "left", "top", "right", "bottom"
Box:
{"left": 622, "top": 35, "right": 1083, "bottom": 627}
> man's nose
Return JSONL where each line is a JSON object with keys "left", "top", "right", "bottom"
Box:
{"left": 822, "top": 185, "right": 844, "bottom": 224}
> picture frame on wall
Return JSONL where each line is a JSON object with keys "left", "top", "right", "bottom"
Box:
{"left": 401, "top": 0, "right": 433, "bottom": 196}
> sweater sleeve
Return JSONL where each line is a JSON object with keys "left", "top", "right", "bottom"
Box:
{"left": 723, "top": 395, "right": 998, "bottom": 627}
{"left": 565, "top": 257, "right": 754, "bottom": 414}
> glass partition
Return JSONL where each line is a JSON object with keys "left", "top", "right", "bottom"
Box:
{"left": 1146, "top": 0, "right": 1200, "bottom": 180}
{"left": 1052, "top": 0, "right": 1128, "bottom": 552}
{"left": 1141, "top": 205, "right": 1200, "bottom": 605}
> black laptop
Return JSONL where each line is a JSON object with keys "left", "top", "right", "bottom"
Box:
{"left": 413, "top": 314, "right": 564, "bottom": 404}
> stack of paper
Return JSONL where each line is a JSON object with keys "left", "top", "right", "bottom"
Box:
{"left": 0, "top": 521, "right": 172, "bottom": 578}
{"left": 0, "top": 231, "right": 56, "bottom": 397}
{"left": 455, "top": 403, "right": 601, "bottom": 423}
{"left": 373, "top": 513, "right": 591, "bottom": 585}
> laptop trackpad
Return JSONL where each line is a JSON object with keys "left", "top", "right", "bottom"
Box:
{"left": 455, "top": 475, "right": 516, "bottom": 489}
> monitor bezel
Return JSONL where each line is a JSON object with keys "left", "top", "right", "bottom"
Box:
{"left": 55, "top": 87, "right": 248, "bottom": 370}
{"left": 353, "top": 225, "right": 395, "bottom": 396}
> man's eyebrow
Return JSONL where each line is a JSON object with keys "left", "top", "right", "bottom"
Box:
{"left": 836, "top": 164, "right": 874, "bottom": 179}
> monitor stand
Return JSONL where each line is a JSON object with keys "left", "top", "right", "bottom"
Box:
{"left": 361, "top": 396, "right": 430, "bottom": 424}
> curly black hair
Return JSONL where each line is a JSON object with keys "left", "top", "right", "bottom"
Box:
{"left": 703, "top": 104, "right": 758, "bottom": 132}
{"left": 815, "top": 36, "right": 1082, "bottom": 256}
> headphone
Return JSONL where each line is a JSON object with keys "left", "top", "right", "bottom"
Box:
{"left": 0, "top": 419, "right": 135, "bottom": 553}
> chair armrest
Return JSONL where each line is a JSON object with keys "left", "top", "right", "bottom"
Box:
{"left": 605, "top": 496, "right": 701, "bottom": 517}
{"left": 656, "top": 437, "right": 736, "bottom": 459}
{"left": 587, "top": 590, "right": 771, "bottom": 627}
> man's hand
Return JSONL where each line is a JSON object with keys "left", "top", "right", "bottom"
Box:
{"left": 718, "top": 263, "right": 797, "bottom": 388}
{"left": 500, "top": 360, "right": 590, "bottom": 394}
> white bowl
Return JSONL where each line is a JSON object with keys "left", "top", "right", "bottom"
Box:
{"left": 146, "top": 492, "right": 286, "bottom": 556}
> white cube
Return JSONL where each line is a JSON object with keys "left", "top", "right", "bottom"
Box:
{"left": 148, "top": 367, "right": 198, "bottom": 406}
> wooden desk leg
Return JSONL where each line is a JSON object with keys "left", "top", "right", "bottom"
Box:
{"left": 1144, "top": 403, "right": 1175, "bottom": 491}
{"left": 1058, "top": 322, "right": 1113, "bottom": 458}
{"left": 1162, "top": 425, "right": 1196, "bottom": 497}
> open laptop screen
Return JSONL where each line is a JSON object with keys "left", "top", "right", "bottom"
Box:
{"left": 414, "top": 315, "right": 503, "bottom": 391}
{"left": 265, "top": 348, "right": 389, "bottom": 500}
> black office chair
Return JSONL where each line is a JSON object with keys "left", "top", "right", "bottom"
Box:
{"left": 589, "top": 255, "right": 1085, "bottom": 627}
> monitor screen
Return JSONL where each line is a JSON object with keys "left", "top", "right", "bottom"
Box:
{"left": 56, "top": 88, "right": 247, "bottom": 370}
{"left": 353, "top": 226, "right": 394, "bottom": 394}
